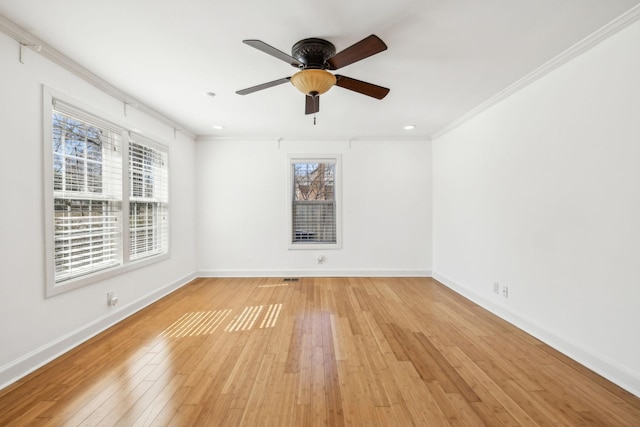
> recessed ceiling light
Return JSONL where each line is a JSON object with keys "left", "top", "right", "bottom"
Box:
{"left": 205, "top": 92, "right": 216, "bottom": 97}
{"left": 213, "top": 125, "right": 224, "bottom": 130}
{"left": 403, "top": 125, "right": 416, "bottom": 130}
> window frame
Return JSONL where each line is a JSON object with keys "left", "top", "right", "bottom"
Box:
{"left": 287, "top": 154, "right": 342, "bottom": 250}
{"left": 128, "top": 134, "right": 169, "bottom": 262}
{"left": 43, "top": 86, "right": 170, "bottom": 297}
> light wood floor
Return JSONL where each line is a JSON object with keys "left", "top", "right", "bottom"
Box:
{"left": 1, "top": 277, "right": 639, "bottom": 426}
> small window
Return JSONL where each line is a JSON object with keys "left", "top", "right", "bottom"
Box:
{"left": 289, "top": 156, "right": 341, "bottom": 249}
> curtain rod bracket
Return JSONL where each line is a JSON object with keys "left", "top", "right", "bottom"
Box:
{"left": 124, "top": 101, "right": 138, "bottom": 117}
{"left": 19, "top": 42, "right": 41, "bottom": 64}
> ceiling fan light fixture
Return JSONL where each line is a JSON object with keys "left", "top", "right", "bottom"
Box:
{"left": 291, "top": 69, "right": 337, "bottom": 96}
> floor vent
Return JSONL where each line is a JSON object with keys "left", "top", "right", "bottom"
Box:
{"left": 282, "top": 277, "right": 299, "bottom": 282}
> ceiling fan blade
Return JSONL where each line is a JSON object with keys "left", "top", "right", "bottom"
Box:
{"left": 243, "top": 40, "right": 303, "bottom": 68}
{"left": 236, "top": 77, "right": 291, "bottom": 95}
{"left": 335, "top": 75, "right": 390, "bottom": 99}
{"left": 305, "top": 95, "right": 320, "bottom": 115}
{"left": 327, "top": 35, "right": 387, "bottom": 70}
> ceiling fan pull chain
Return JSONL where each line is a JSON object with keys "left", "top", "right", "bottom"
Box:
{"left": 314, "top": 115, "right": 317, "bottom": 125}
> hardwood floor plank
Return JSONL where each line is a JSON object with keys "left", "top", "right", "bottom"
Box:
{"left": 501, "top": 379, "right": 574, "bottom": 427}
{"left": 321, "top": 311, "right": 345, "bottom": 427}
{"left": 353, "top": 335, "right": 390, "bottom": 407}
{"left": 444, "top": 390, "right": 487, "bottom": 426}
{"left": 190, "top": 344, "right": 244, "bottom": 424}
{"left": 375, "top": 317, "right": 410, "bottom": 361}
{"left": 0, "top": 277, "right": 638, "bottom": 426}
{"left": 284, "top": 312, "right": 305, "bottom": 374}
{"left": 224, "top": 332, "right": 271, "bottom": 408}
{"left": 387, "top": 323, "right": 444, "bottom": 384}
{"left": 385, "top": 358, "right": 451, "bottom": 426}
{"left": 425, "top": 381, "right": 474, "bottom": 427}
{"left": 414, "top": 331, "right": 480, "bottom": 402}
{"left": 447, "top": 345, "right": 538, "bottom": 426}
{"left": 191, "top": 392, "right": 234, "bottom": 426}
{"left": 295, "top": 332, "right": 313, "bottom": 406}
{"left": 54, "top": 362, "right": 156, "bottom": 426}
{"left": 235, "top": 352, "right": 277, "bottom": 426}
{"left": 309, "top": 346, "right": 327, "bottom": 423}
{"left": 5, "top": 399, "right": 56, "bottom": 426}
{"left": 127, "top": 373, "right": 188, "bottom": 427}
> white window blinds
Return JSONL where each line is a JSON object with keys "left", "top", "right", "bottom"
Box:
{"left": 291, "top": 161, "right": 337, "bottom": 244}
{"left": 52, "top": 101, "right": 123, "bottom": 282}
{"left": 46, "top": 93, "right": 170, "bottom": 294}
{"left": 128, "top": 135, "right": 169, "bottom": 260}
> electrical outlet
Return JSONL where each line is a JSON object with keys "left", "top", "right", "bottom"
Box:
{"left": 501, "top": 285, "right": 509, "bottom": 298}
{"left": 107, "top": 291, "right": 119, "bottom": 306}
{"left": 493, "top": 282, "right": 500, "bottom": 294}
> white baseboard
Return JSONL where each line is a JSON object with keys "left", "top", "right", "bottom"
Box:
{"left": 0, "top": 272, "right": 197, "bottom": 391}
{"left": 432, "top": 272, "right": 640, "bottom": 398}
{"left": 197, "top": 269, "right": 432, "bottom": 278}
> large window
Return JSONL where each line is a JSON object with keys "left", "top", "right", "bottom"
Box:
{"left": 44, "top": 90, "right": 169, "bottom": 296}
{"left": 289, "top": 156, "right": 341, "bottom": 249}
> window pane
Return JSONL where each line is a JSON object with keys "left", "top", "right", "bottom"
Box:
{"left": 292, "top": 161, "right": 336, "bottom": 244}
{"left": 51, "top": 107, "right": 122, "bottom": 283}
{"left": 129, "top": 139, "right": 169, "bottom": 260}
{"left": 292, "top": 201, "right": 336, "bottom": 243}
{"left": 54, "top": 198, "right": 121, "bottom": 282}
{"left": 293, "top": 162, "right": 335, "bottom": 201}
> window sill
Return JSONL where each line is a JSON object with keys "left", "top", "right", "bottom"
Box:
{"left": 288, "top": 242, "right": 342, "bottom": 250}
{"left": 46, "top": 252, "right": 170, "bottom": 297}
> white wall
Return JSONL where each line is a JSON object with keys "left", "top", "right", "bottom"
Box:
{"left": 432, "top": 20, "right": 640, "bottom": 395}
{"left": 196, "top": 138, "right": 432, "bottom": 277}
{"left": 0, "top": 32, "right": 197, "bottom": 388}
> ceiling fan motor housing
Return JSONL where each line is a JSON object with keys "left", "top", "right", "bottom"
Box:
{"left": 292, "top": 38, "right": 336, "bottom": 69}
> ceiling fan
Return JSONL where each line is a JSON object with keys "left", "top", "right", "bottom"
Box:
{"left": 236, "top": 35, "right": 390, "bottom": 116}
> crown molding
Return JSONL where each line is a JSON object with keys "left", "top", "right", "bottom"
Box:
{"left": 0, "top": 14, "right": 196, "bottom": 140}
{"left": 430, "top": 4, "right": 640, "bottom": 140}
{"left": 196, "top": 135, "right": 431, "bottom": 143}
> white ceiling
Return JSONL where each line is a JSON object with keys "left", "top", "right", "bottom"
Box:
{"left": 1, "top": 0, "right": 639, "bottom": 140}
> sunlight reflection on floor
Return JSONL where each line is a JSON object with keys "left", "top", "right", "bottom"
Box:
{"left": 159, "top": 304, "right": 283, "bottom": 337}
